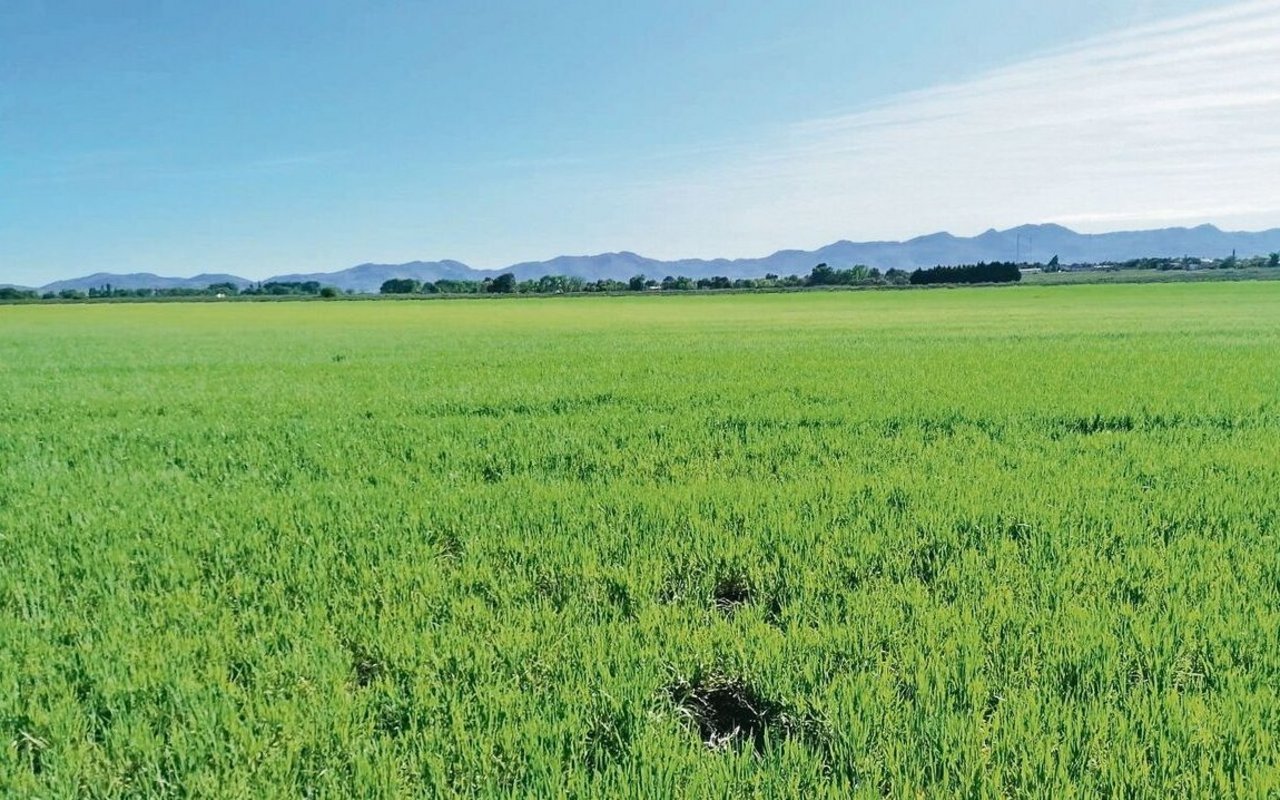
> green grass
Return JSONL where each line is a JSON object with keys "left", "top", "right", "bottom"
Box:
{"left": 2, "top": 283, "right": 1278, "bottom": 797}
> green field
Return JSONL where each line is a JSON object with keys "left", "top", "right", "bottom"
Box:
{"left": 3, "top": 283, "right": 1278, "bottom": 797}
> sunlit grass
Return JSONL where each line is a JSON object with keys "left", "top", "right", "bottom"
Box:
{"left": 2, "top": 283, "right": 1278, "bottom": 797}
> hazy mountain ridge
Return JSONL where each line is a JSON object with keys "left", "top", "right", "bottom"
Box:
{"left": 36, "top": 272, "right": 254, "bottom": 294}
{"left": 26, "top": 223, "right": 1280, "bottom": 292}
{"left": 264, "top": 260, "right": 481, "bottom": 293}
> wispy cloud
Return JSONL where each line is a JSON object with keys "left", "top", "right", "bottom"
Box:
{"left": 626, "top": 0, "right": 1280, "bottom": 258}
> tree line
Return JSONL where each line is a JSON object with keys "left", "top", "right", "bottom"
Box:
{"left": 377, "top": 260, "right": 1039, "bottom": 295}
{"left": 0, "top": 281, "right": 343, "bottom": 301}
{"left": 5, "top": 252, "right": 1276, "bottom": 302}
{"left": 909, "top": 262, "right": 1022, "bottom": 285}
{"left": 379, "top": 264, "right": 922, "bottom": 295}
{"left": 1107, "top": 254, "right": 1279, "bottom": 272}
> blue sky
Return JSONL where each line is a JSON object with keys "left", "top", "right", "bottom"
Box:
{"left": 4, "top": 0, "right": 1275, "bottom": 284}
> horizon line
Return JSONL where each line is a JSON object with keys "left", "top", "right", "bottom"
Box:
{"left": 12, "top": 219, "right": 1280, "bottom": 289}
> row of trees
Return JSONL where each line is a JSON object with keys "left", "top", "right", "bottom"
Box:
{"left": 379, "top": 264, "right": 920, "bottom": 296}
{"left": 909, "top": 262, "right": 1023, "bottom": 285}
{"left": 0, "top": 281, "right": 345, "bottom": 301}
{"left": 237, "top": 281, "right": 341, "bottom": 297}
{"left": 1043, "top": 253, "right": 1280, "bottom": 272}
{"left": 7, "top": 252, "right": 1275, "bottom": 303}
{"left": 180, "top": 281, "right": 342, "bottom": 297}
{"left": 1146, "top": 253, "right": 1278, "bottom": 271}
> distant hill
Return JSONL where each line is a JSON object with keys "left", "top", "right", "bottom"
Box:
{"left": 40, "top": 272, "right": 253, "bottom": 294}
{"left": 264, "top": 260, "right": 479, "bottom": 294}
{"left": 33, "top": 223, "right": 1280, "bottom": 293}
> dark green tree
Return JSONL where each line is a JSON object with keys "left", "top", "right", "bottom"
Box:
{"left": 487, "top": 273, "right": 516, "bottom": 294}
{"left": 380, "top": 278, "right": 421, "bottom": 294}
{"left": 808, "top": 263, "right": 836, "bottom": 286}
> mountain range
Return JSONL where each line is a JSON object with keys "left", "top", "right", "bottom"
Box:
{"left": 19, "top": 223, "right": 1280, "bottom": 294}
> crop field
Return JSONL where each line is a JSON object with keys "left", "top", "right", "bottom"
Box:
{"left": 2, "top": 283, "right": 1279, "bottom": 797}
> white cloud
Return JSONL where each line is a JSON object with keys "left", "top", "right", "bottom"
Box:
{"left": 626, "top": 0, "right": 1280, "bottom": 257}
